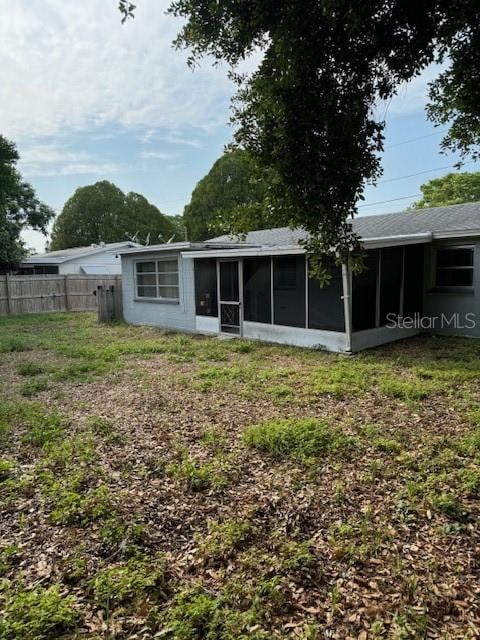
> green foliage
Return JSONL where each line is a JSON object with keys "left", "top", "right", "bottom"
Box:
{"left": 49, "top": 180, "right": 179, "bottom": 250}
{"left": 183, "top": 150, "right": 269, "bottom": 241}
{"left": 412, "top": 172, "right": 480, "bottom": 209}
{"left": 0, "top": 459, "right": 15, "bottom": 481}
{"left": 197, "top": 519, "right": 254, "bottom": 561}
{"left": 19, "top": 377, "right": 49, "bottom": 397}
{"left": 0, "top": 582, "right": 78, "bottom": 640}
{"left": 243, "top": 418, "right": 354, "bottom": 460}
{"left": 98, "top": 516, "right": 145, "bottom": 556}
{"left": 166, "top": 454, "right": 229, "bottom": 491}
{"left": 328, "top": 509, "right": 392, "bottom": 565}
{"left": 162, "top": 0, "right": 480, "bottom": 265}
{"left": 88, "top": 554, "right": 166, "bottom": 614}
{"left": 162, "top": 584, "right": 273, "bottom": 640}
{"left": 0, "top": 545, "right": 20, "bottom": 577}
{"left": 40, "top": 470, "right": 112, "bottom": 526}
{"left": 16, "top": 361, "right": 47, "bottom": 376}
{"left": 0, "top": 135, "right": 54, "bottom": 272}
{"left": 0, "top": 400, "right": 65, "bottom": 448}
{"left": 0, "top": 336, "right": 32, "bottom": 353}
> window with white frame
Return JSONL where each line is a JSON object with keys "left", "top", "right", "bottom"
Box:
{"left": 135, "top": 259, "right": 179, "bottom": 300}
{"left": 435, "top": 246, "right": 474, "bottom": 288}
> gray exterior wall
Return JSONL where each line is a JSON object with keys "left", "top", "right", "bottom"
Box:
{"left": 121, "top": 251, "right": 196, "bottom": 332}
{"left": 422, "top": 238, "right": 480, "bottom": 338}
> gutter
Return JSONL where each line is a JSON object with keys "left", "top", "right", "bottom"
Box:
{"left": 341, "top": 264, "right": 353, "bottom": 353}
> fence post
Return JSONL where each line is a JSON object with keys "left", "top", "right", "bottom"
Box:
{"left": 64, "top": 275, "right": 71, "bottom": 312}
{"left": 5, "top": 273, "right": 12, "bottom": 315}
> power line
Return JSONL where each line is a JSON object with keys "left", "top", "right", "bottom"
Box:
{"left": 358, "top": 193, "right": 421, "bottom": 209}
{"left": 385, "top": 128, "right": 447, "bottom": 149}
{"left": 376, "top": 160, "right": 474, "bottom": 185}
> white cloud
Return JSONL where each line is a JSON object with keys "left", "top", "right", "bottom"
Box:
{"left": 18, "top": 143, "right": 119, "bottom": 176}
{"left": 0, "top": 0, "right": 237, "bottom": 142}
{"left": 140, "top": 150, "right": 179, "bottom": 160}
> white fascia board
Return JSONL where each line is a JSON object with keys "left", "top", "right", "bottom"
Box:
{"left": 362, "top": 232, "right": 432, "bottom": 248}
{"left": 119, "top": 243, "right": 194, "bottom": 256}
{"left": 182, "top": 246, "right": 304, "bottom": 259}
{"left": 433, "top": 229, "right": 480, "bottom": 240}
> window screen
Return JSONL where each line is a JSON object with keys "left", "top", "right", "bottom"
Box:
{"left": 243, "top": 257, "right": 271, "bottom": 323}
{"left": 403, "top": 244, "right": 424, "bottom": 316}
{"left": 308, "top": 263, "right": 345, "bottom": 331}
{"left": 219, "top": 261, "right": 239, "bottom": 301}
{"left": 135, "top": 258, "right": 179, "bottom": 300}
{"left": 194, "top": 259, "right": 218, "bottom": 316}
{"left": 352, "top": 250, "right": 378, "bottom": 332}
{"left": 435, "top": 246, "right": 474, "bottom": 287}
{"left": 379, "top": 246, "right": 403, "bottom": 325}
{"left": 273, "top": 256, "right": 306, "bottom": 327}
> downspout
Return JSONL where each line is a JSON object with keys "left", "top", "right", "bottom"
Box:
{"left": 342, "top": 263, "right": 353, "bottom": 353}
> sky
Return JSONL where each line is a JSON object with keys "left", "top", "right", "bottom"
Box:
{"left": 1, "top": 0, "right": 479, "bottom": 254}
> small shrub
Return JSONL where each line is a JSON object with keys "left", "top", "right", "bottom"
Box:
{"left": 0, "top": 582, "right": 78, "bottom": 640}
{"left": 243, "top": 418, "right": 354, "bottom": 460}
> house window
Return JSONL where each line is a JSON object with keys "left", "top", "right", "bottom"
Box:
{"left": 435, "top": 246, "right": 474, "bottom": 287}
{"left": 135, "top": 259, "right": 179, "bottom": 300}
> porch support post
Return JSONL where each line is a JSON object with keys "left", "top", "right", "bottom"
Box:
{"left": 342, "top": 263, "right": 353, "bottom": 353}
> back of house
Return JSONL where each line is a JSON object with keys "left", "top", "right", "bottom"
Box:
{"left": 119, "top": 203, "right": 480, "bottom": 353}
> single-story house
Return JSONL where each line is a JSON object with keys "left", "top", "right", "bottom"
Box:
{"left": 18, "top": 241, "right": 141, "bottom": 276}
{"left": 119, "top": 203, "right": 480, "bottom": 353}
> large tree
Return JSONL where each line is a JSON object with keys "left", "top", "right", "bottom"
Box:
{"left": 0, "top": 135, "right": 54, "bottom": 272}
{"left": 50, "top": 181, "right": 179, "bottom": 250}
{"left": 412, "top": 171, "right": 480, "bottom": 209}
{"left": 184, "top": 149, "right": 270, "bottom": 241}
{"left": 121, "top": 0, "right": 480, "bottom": 274}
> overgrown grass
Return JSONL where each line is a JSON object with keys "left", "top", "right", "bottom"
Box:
{"left": 243, "top": 417, "right": 355, "bottom": 460}
{"left": 0, "top": 582, "right": 78, "bottom": 640}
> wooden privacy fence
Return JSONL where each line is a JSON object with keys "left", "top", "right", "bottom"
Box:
{"left": 96, "top": 284, "right": 123, "bottom": 323}
{"left": 0, "top": 274, "right": 122, "bottom": 316}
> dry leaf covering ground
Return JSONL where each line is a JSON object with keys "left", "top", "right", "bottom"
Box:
{"left": 0, "top": 312, "right": 479, "bottom": 639}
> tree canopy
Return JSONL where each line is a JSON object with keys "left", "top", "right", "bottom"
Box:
{"left": 0, "top": 135, "right": 54, "bottom": 272}
{"left": 121, "top": 0, "right": 480, "bottom": 273}
{"left": 50, "top": 181, "right": 180, "bottom": 250}
{"left": 184, "top": 149, "right": 270, "bottom": 241}
{"left": 412, "top": 172, "right": 480, "bottom": 209}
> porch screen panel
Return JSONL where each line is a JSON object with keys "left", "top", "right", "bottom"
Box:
{"left": 273, "top": 256, "right": 306, "bottom": 327}
{"left": 243, "top": 257, "right": 271, "bottom": 323}
{"left": 308, "top": 264, "right": 345, "bottom": 331}
{"left": 352, "top": 249, "right": 378, "bottom": 331}
{"left": 194, "top": 259, "right": 218, "bottom": 317}
{"left": 403, "top": 244, "right": 424, "bottom": 317}
{"left": 379, "top": 246, "right": 403, "bottom": 325}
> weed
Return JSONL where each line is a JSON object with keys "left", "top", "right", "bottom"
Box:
{"left": 197, "top": 518, "right": 254, "bottom": 561}
{"left": 200, "top": 428, "right": 228, "bottom": 452}
{"left": 98, "top": 516, "right": 145, "bottom": 556}
{"left": 0, "top": 545, "right": 20, "bottom": 576}
{"left": 19, "top": 377, "right": 49, "bottom": 397}
{"left": 0, "top": 336, "right": 32, "bottom": 353}
{"left": 16, "top": 361, "right": 47, "bottom": 377}
{"left": 0, "top": 400, "right": 65, "bottom": 448}
{"left": 0, "top": 582, "right": 78, "bottom": 640}
{"left": 88, "top": 554, "right": 166, "bottom": 616}
{"left": 167, "top": 455, "right": 229, "bottom": 491}
{"left": 328, "top": 509, "right": 392, "bottom": 564}
{"left": 0, "top": 459, "right": 15, "bottom": 481}
{"left": 243, "top": 418, "right": 354, "bottom": 460}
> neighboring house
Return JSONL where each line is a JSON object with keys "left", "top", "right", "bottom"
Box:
{"left": 18, "top": 241, "right": 141, "bottom": 275}
{"left": 119, "top": 203, "right": 480, "bottom": 353}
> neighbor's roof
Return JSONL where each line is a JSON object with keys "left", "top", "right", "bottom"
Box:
{"left": 209, "top": 202, "right": 480, "bottom": 247}
{"left": 22, "top": 241, "right": 141, "bottom": 265}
